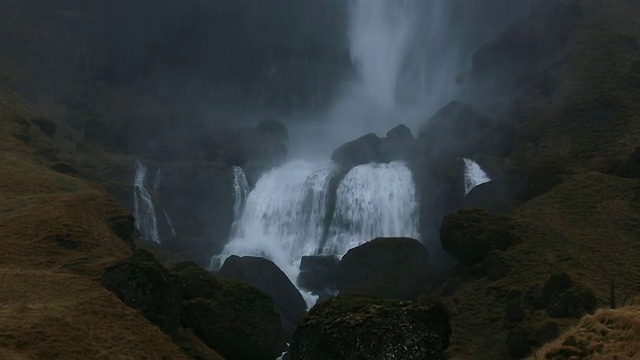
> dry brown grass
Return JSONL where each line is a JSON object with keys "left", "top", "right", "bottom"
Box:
{"left": 531, "top": 306, "right": 640, "bottom": 360}
{"left": 0, "top": 77, "right": 203, "bottom": 359}
{"left": 444, "top": 172, "right": 640, "bottom": 359}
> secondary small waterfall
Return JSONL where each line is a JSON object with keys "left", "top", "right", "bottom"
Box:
{"left": 232, "top": 166, "right": 250, "bottom": 222}
{"left": 463, "top": 158, "right": 491, "bottom": 195}
{"left": 133, "top": 161, "right": 176, "bottom": 243}
{"left": 133, "top": 161, "right": 160, "bottom": 244}
{"left": 216, "top": 161, "right": 419, "bottom": 283}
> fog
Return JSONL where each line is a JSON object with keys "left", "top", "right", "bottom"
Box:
{"left": 0, "top": 0, "right": 531, "bottom": 159}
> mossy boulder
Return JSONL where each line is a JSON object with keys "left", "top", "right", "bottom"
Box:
{"left": 174, "top": 261, "right": 284, "bottom": 360}
{"left": 100, "top": 250, "right": 183, "bottom": 338}
{"left": 289, "top": 296, "right": 451, "bottom": 360}
{"left": 335, "top": 237, "right": 434, "bottom": 300}
{"left": 331, "top": 133, "right": 381, "bottom": 167}
{"left": 218, "top": 255, "right": 307, "bottom": 338}
{"left": 440, "top": 209, "right": 519, "bottom": 265}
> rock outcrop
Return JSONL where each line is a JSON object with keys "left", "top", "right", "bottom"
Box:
{"left": 335, "top": 237, "right": 434, "bottom": 300}
{"left": 290, "top": 296, "right": 451, "bottom": 360}
{"left": 440, "top": 209, "right": 520, "bottom": 265}
{"left": 218, "top": 255, "right": 308, "bottom": 338}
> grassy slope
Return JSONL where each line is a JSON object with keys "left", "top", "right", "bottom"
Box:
{"left": 446, "top": 1, "right": 640, "bottom": 358}
{"left": 0, "top": 84, "right": 196, "bottom": 358}
{"left": 530, "top": 305, "right": 640, "bottom": 359}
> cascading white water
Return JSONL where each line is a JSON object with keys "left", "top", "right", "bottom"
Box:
{"left": 463, "top": 158, "right": 491, "bottom": 195}
{"left": 218, "top": 161, "right": 337, "bottom": 279}
{"left": 133, "top": 161, "right": 160, "bottom": 244}
{"left": 322, "top": 162, "right": 419, "bottom": 255}
{"left": 217, "top": 161, "right": 419, "bottom": 286}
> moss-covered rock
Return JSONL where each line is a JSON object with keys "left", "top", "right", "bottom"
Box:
{"left": 100, "top": 249, "right": 183, "bottom": 338}
{"left": 440, "top": 209, "right": 520, "bottom": 265}
{"left": 218, "top": 255, "right": 307, "bottom": 338}
{"left": 289, "top": 296, "right": 451, "bottom": 360}
{"left": 335, "top": 237, "right": 434, "bottom": 300}
{"left": 174, "top": 261, "right": 285, "bottom": 360}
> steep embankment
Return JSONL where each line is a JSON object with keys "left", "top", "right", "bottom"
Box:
{"left": 0, "top": 84, "right": 200, "bottom": 359}
{"left": 441, "top": 1, "right": 640, "bottom": 359}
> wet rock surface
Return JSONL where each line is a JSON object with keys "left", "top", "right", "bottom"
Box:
{"left": 289, "top": 296, "right": 451, "bottom": 360}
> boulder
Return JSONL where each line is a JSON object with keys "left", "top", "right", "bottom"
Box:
{"left": 173, "top": 261, "right": 285, "bottom": 360}
{"left": 100, "top": 250, "right": 183, "bottom": 338}
{"left": 297, "top": 255, "right": 339, "bottom": 296}
{"left": 213, "top": 120, "right": 289, "bottom": 185}
{"left": 440, "top": 209, "right": 519, "bottom": 265}
{"left": 218, "top": 256, "right": 307, "bottom": 337}
{"left": 461, "top": 178, "right": 525, "bottom": 214}
{"left": 379, "top": 124, "right": 418, "bottom": 162}
{"left": 335, "top": 237, "right": 434, "bottom": 300}
{"left": 289, "top": 296, "right": 451, "bottom": 360}
{"left": 331, "top": 133, "right": 381, "bottom": 167}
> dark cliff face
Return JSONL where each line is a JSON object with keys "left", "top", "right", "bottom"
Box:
{"left": 0, "top": 0, "right": 351, "bottom": 119}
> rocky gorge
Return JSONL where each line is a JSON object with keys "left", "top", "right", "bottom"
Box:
{"left": 1, "top": 0, "right": 640, "bottom": 359}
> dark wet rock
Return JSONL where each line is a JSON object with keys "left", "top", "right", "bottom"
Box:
{"left": 462, "top": 178, "right": 525, "bottom": 214}
{"left": 173, "top": 261, "right": 284, "bottom": 360}
{"left": 335, "top": 237, "right": 434, "bottom": 300}
{"left": 547, "top": 287, "right": 598, "bottom": 319}
{"left": 409, "top": 156, "right": 466, "bottom": 272}
{"left": 31, "top": 118, "right": 57, "bottom": 136}
{"left": 331, "top": 132, "right": 381, "bottom": 167}
{"left": 483, "top": 250, "right": 510, "bottom": 281}
{"left": 615, "top": 146, "right": 640, "bottom": 178}
{"left": 213, "top": 121, "right": 289, "bottom": 185}
{"left": 219, "top": 255, "right": 307, "bottom": 337}
{"left": 527, "top": 273, "right": 574, "bottom": 310}
{"left": 50, "top": 162, "right": 77, "bottom": 175}
{"left": 297, "top": 255, "right": 339, "bottom": 296}
{"left": 178, "top": 283, "right": 283, "bottom": 359}
{"left": 505, "top": 300, "right": 526, "bottom": 322}
{"left": 380, "top": 124, "right": 418, "bottom": 162}
{"left": 289, "top": 296, "right": 451, "bottom": 360}
{"left": 506, "top": 329, "right": 532, "bottom": 359}
{"left": 100, "top": 250, "right": 182, "bottom": 338}
{"left": 440, "top": 209, "right": 519, "bottom": 265}
{"left": 158, "top": 164, "right": 235, "bottom": 265}
{"left": 417, "top": 101, "right": 514, "bottom": 158}
{"left": 172, "top": 261, "right": 221, "bottom": 300}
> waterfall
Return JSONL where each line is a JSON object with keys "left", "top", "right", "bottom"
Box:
{"left": 463, "top": 158, "right": 491, "bottom": 195}
{"left": 322, "top": 162, "right": 419, "bottom": 255}
{"left": 133, "top": 161, "right": 160, "bottom": 244}
{"left": 232, "top": 166, "right": 250, "bottom": 220}
{"left": 133, "top": 161, "right": 177, "bottom": 243}
{"left": 216, "top": 161, "right": 419, "bottom": 285}
{"left": 349, "top": 0, "right": 418, "bottom": 109}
